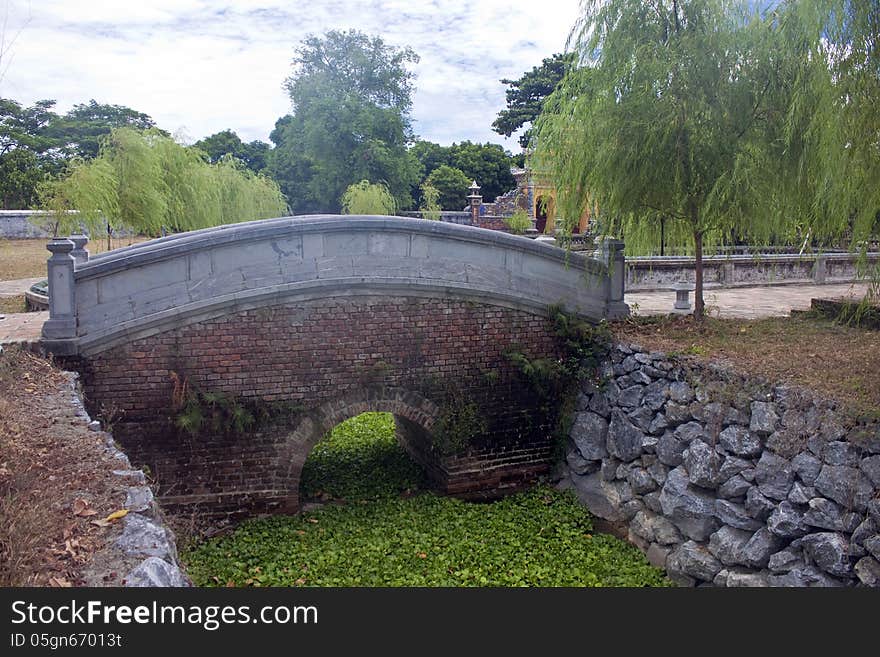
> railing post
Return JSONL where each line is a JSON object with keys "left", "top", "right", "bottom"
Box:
{"left": 813, "top": 254, "right": 827, "bottom": 284}
{"left": 42, "top": 239, "right": 77, "bottom": 340}
{"left": 69, "top": 234, "right": 90, "bottom": 265}
{"left": 600, "top": 238, "right": 630, "bottom": 318}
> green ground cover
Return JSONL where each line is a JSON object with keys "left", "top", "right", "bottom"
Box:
{"left": 182, "top": 413, "right": 670, "bottom": 587}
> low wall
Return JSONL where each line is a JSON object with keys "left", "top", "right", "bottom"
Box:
{"left": 0, "top": 210, "right": 57, "bottom": 238}
{"left": 560, "top": 343, "right": 880, "bottom": 587}
{"left": 626, "top": 253, "right": 879, "bottom": 291}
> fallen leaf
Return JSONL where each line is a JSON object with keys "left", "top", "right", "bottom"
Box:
{"left": 294, "top": 578, "right": 307, "bottom": 585}
{"left": 72, "top": 498, "right": 98, "bottom": 517}
{"left": 90, "top": 509, "right": 128, "bottom": 527}
{"left": 306, "top": 518, "right": 319, "bottom": 524}
{"left": 49, "top": 577, "right": 72, "bottom": 587}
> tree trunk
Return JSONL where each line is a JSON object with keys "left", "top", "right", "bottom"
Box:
{"left": 694, "top": 229, "right": 705, "bottom": 319}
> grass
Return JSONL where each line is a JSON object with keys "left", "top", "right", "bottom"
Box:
{"left": 613, "top": 314, "right": 880, "bottom": 418}
{"left": 182, "top": 412, "right": 669, "bottom": 588}
{"left": 0, "top": 295, "right": 26, "bottom": 314}
{"left": 0, "top": 237, "right": 148, "bottom": 281}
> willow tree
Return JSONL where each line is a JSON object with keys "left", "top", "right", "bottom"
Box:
{"left": 535, "top": 0, "right": 796, "bottom": 317}
{"left": 41, "top": 127, "right": 288, "bottom": 245}
{"left": 340, "top": 180, "right": 396, "bottom": 215}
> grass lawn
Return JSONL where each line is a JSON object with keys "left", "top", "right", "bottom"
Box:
{"left": 181, "top": 413, "right": 669, "bottom": 587}
{"left": 0, "top": 237, "right": 149, "bottom": 281}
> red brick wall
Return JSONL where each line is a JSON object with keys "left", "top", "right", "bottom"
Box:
{"left": 77, "top": 295, "right": 562, "bottom": 515}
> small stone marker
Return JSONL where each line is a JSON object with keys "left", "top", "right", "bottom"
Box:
{"left": 672, "top": 280, "right": 695, "bottom": 314}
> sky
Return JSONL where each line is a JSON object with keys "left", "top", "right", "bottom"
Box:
{"left": 0, "top": 0, "right": 582, "bottom": 151}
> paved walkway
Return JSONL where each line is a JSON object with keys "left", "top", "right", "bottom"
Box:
{"left": 0, "top": 277, "right": 42, "bottom": 298}
{"left": 626, "top": 282, "right": 870, "bottom": 319}
{"left": 0, "top": 281, "right": 872, "bottom": 346}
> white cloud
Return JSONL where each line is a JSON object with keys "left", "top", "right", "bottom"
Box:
{"left": 0, "top": 0, "right": 580, "bottom": 150}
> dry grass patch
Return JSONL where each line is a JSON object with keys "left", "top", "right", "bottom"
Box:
{"left": 0, "top": 237, "right": 149, "bottom": 281}
{"left": 612, "top": 314, "right": 880, "bottom": 418}
{"left": 0, "top": 295, "right": 26, "bottom": 314}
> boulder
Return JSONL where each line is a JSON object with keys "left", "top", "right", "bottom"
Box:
{"left": 667, "top": 541, "right": 723, "bottom": 582}
{"left": 715, "top": 499, "right": 763, "bottom": 531}
{"left": 767, "top": 501, "right": 809, "bottom": 539}
{"left": 768, "top": 548, "right": 804, "bottom": 573}
{"left": 571, "top": 411, "right": 609, "bottom": 461}
{"left": 767, "top": 566, "right": 843, "bottom": 587}
{"left": 617, "top": 385, "right": 644, "bottom": 408}
{"left": 659, "top": 466, "right": 720, "bottom": 541}
{"left": 642, "top": 380, "right": 669, "bottom": 411}
{"left": 745, "top": 487, "right": 776, "bottom": 520}
{"left": 718, "top": 474, "right": 752, "bottom": 500}
{"left": 668, "top": 381, "right": 694, "bottom": 404}
{"left": 822, "top": 441, "right": 861, "bottom": 467}
{"left": 719, "top": 426, "right": 762, "bottom": 457}
{"left": 860, "top": 455, "right": 880, "bottom": 487}
{"left": 750, "top": 401, "right": 779, "bottom": 436}
{"left": 791, "top": 452, "right": 822, "bottom": 486}
{"left": 741, "top": 528, "right": 784, "bottom": 569}
{"left": 657, "top": 431, "right": 686, "bottom": 467}
{"left": 854, "top": 557, "right": 880, "bottom": 587}
{"left": 801, "top": 532, "right": 853, "bottom": 578}
{"left": 607, "top": 410, "right": 644, "bottom": 462}
{"left": 814, "top": 465, "right": 874, "bottom": 512}
{"left": 708, "top": 526, "right": 753, "bottom": 567}
{"left": 754, "top": 452, "right": 794, "bottom": 501}
{"left": 674, "top": 421, "right": 706, "bottom": 445}
{"left": 570, "top": 471, "right": 628, "bottom": 522}
{"left": 803, "top": 497, "right": 861, "bottom": 532}
{"left": 125, "top": 557, "right": 189, "bottom": 587}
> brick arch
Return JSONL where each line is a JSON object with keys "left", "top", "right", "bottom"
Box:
{"left": 275, "top": 386, "right": 441, "bottom": 513}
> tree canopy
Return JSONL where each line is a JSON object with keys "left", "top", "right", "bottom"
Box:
{"left": 268, "top": 30, "right": 421, "bottom": 213}
{"left": 193, "top": 129, "right": 270, "bottom": 173}
{"left": 340, "top": 180, "right": 396, "bottom": 215}
{"left": 492, "top": 53, "right": 574, "bottom": 149}
{"left": 535, "top": 0, "right": 817, "bottom": 317}
{"left": 410, "top": 140, "right": 516, "bottom": 206}
{"left": 425, "top": 164, "right": 471, "bottom": 210}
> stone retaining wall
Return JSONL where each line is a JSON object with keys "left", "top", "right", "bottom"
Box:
{"left": 560, "top": 343, "right": 880, "bottom": 587}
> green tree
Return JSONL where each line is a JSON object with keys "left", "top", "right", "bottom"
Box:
{"left": 425, "top": 165, "right": 471, "bottom": 210}
{"left": 492, "top": 53, "right": 574, "bottom": 149}
{"left": 340, "top": 179, "right": 396, "bottom": 215}
{"left": 0, "top": 98, "right": 62, "bottom": 207}
{"left": 410, "top": 140, "right": 516, "bottom": 204}
{"left": 48, "top": 99, "right": 160, "bottom": 159}
{"left": 193, "top": 129, "right": 269, "bottom": 173}
{"left": 535, "top": 0, "right": 796, "bottom": 318}
{"left": 419, "top": 182, "right": 441, "bottom": 220}
{"left": 0, "top": 148, "right": 43, "bottom": 208}
{"left": 41, "top": 127, "right": 287, "bottom": 244}
{"left": 268, "top": 30, "right": 421, "bottom": 213}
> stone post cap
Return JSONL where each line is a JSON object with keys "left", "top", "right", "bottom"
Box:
{"left": 69, "top": 234, "right": 89, "bottom": 249}
{"left": 599, "top": 238, "right": 626, "bottom": 252}
{"left": 46, "top": 238, "right": 75, "bottom": 255}
{"left": 672, "top": 280, "right": 695, "bottom": 291}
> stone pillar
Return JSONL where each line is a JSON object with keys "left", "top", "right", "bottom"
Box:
{"left": 600, "top": 239, "right": 630, "bottom": 319}
{"left": 813, "top": 254, "right": 827, "bottom": 284}
{"left": 722, "top": 260, "right": 735, "bottom": 285}
{"left": 42, "top": 239, "right": 77, "bottom": 340}
{"left": 69, "top": 234, "right": 89, "bottom": 265}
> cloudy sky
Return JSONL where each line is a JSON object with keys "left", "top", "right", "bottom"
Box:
{"left": 0, "top": 0, "right": 581, "bottom": 151}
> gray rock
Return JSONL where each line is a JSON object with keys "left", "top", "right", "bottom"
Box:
{"left": 628, "top": 406, "right": 655, "bottom": 432}
{"left": 620, "top": 370, "right": 652, "bottom": 387}
{"left": 659, "top": 466, "right": 720, "bottom": 541}
{"left": 854, "top": 557, "right": 880, "bottom": 587}
{"left": 740, "top": 467, "right": 756, "bottom": 482}
{"left": 673, "top": 421, "right": 706, "bottom": 445}
{"left": 626, "top": 467, "right": 657, "bottom": 495}
{"left": 820, "top": 416, "right": 847, "bottom": 443}
{"left": 575, "top": 391, "right": 591, "bottom": 411}
{"left": 718, "top": 474, "right": 752, "bottom": 499}
{"left": 684, "top": 440, "right": 725, "bottom": 489}
{"left": 649, "top": 515, "right": 682, "bottom": 545}
{"left": 601, "top": 458, "right": 621, "bottom": 482}
{"left": 647, "top": 460, "right": 669, "bottom": 486}
{"left": 641, "top": 432, "right": 659, "bottom": 453}
{"left": 792, "top": 452, "right": 822, "bottom": 486}
{"left": 803, "top": 497, "right": 861, "bottom": 532}
{"left": 822, "top": 441, "right": 861, "bottom": 467}
{"left": 571, "top": 411, "right": 609, "bottom": 461}
{"left": 801, "top": 532, "right": 853, "bottom": 578}
{"left": 617, "top": 385, "right": 644, "bottom": 408}
{"left": 646, "top": 543, "right": 671, "bottom": 569}
{"left": 657, "top": 431, "right": 686, "bottom": 467}
{"left": 644, "top": 491, "right": 662, "bottom": 513}
{"left": 607, "top": 410, "right": 644, "bottom": 462}
{"left": 724, "top": 407, "right": 750, "bottom": 426}
{"left": 767, "top": 501, "right": 809, "bottom": 539}
{"left": 709, "top": 526, "right": 754, "bottom": 566}
{"left": 668, "top": 381, "right": 694, "bottom": 404}
{"left": 724, "top": 569, "right": 769, "bottom": 587}
{"left": 745, "top": 487, "right": 776, "bottom": 520}
{"left": 865, "top": 536, "right": 880, "bottom": 561}
{"left": 642, "top": 380, "right": 668, "bottom": 411}
{"left": 715, "top": 500, "right": 763, "bottom": 531}
{"left": 113, "top": 469, "right": 147, "bottom": 485}
{"left": 621, "top": 354, "right": 640, "bottom": 372}
{"left": 648, "top": 413, "right": 669, "bottom": 435}
{"left": 755, "top": 452, "right": 795, "bottom": 501}
{"left": 768, "top": 566, "right": 843, "bottom": 587}
{"left": 768, "top": 548, "right": 804, "bottom": 573}
{"left": 869, "top": 499, "right": 880, "bottom": 525}
{"left": 630, "top": 511, "right": 655, "bottom": 542}
{"left": 851, "top": 518, "right": 877, "bottom": 549}
{"left": 814, "top": 465, "right": 874, "bottom": 512}
{"left": 718, "top": 456, "right": 753, "bottom": 482}
{"left": 787, "top": 482, "right": 814, "bottom": 505}
{"left": 750, "top": 401, "right": 779, "bottom": 436}
{"left": 621, "top": 499, "right": 643, "bottom": 521}
{"left": 570, "top": 471, "right": 628, "bottom": 522}
{"left": 589, "top": 392, "right": 611, "bottom": 418}
{"left": 116, "top": 514, "right": 176, "bottom": 561}
{"left": 665, "top": 401, "right": 692, "bottom": 425}
{"left": 566, "top": 447, "right": 600, "bottom": 476}
{"left": 742, "top": 528, "right": 785, "bottom": 568}
{"left": 88, "top": 420, "right": 102, "bottom": 432}
{"left": 125, "top": 557, "right": 189, "bottom": 587}
{"left": 719, "top": 426, "right": 762, "bottom": 457}
{"left": 860, "top": 455, "right": 880, "bottom": 487}
{"left": 668, "top": 541, "right": 723, "bottom": 582}
{"left": 124, "top": 487, "right": 155, "bottom": 514}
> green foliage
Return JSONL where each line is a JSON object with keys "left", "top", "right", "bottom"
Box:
{"left": 424, "top": 164, "right": 470, "bottom": 210}
{"left": 174, "top": 387, "right": 255, "bottom": 437}
{"left": 40, "top": 127, "right": 287, "bottom": 237}
{"left": 433, "top": 397, "right": 488, "bottom": 456}
{"left": 492, "top": 53, "right": 574, "bottom": 148}
{"left": 182, "top": 486, "right": 669, "bottom": 587}
{"left": 411, "top": 140, "right": 517, "bottom": 204}
{"left": 268, "top": 30, "right": 421, "bottom": 213}
{"left": 504, "top": 208, "right": 532, "bottom": 235}
{"left": 47, "top": 99, "right": 160, "bottom": 159}
{"left": 419, "top": 182, "right": 441, "bottom": 220}
{"left": 300, "top": 412, "right": 425, "bottom": 501}
{"left": 340, "top": 179, "right": 396, "bottom": 215}
{"left": 0, "top": 149, "right": 45, "bottom": 209}
{"left": 193, "top": 129, "right": 269, "bottom": 173}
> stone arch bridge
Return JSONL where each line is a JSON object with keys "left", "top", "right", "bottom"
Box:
{"left": 42, "top": 215, "right": 627, "bottom": 515}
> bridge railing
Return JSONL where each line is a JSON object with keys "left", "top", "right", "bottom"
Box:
{"left": 41, "top": 215, "right": 628, "bottom": 355}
